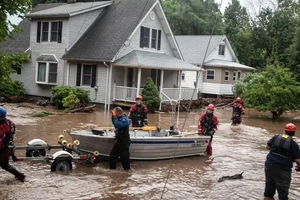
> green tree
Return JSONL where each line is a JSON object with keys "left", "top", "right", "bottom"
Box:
{"left": 162, "top": 0, "right": 224, "bottom": 35}
{"left": 235, "top": 64, "right": 300, "bottom": 119}
{"left": 62, "top": 91, "right": 80, "bottom": 112}
{"left": 141, "top": 77, "right": 161, "bottom": 112}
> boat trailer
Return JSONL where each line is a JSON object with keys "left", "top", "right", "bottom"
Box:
{"left": 10, "top": 134, "right": 100, "bottom": 172}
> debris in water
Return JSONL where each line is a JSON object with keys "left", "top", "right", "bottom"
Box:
{"left": 218, "top": 172, "right": 244, "bottom": 182}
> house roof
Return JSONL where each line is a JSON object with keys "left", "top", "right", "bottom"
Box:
{"left": 113, "top": 50, "right": 201, "bottom": 71}
{"left": 0, "top": 3, "right": 63, "bottom": 53}
{"left": 27, "top": 2, "right": 112, "bottom": 18}
{"left": 63, "top": 0, "right": 157, "bottom": 62}
{"left": 175, "top": 35, "right": 231, "bottom": 65}
{"left": 204, "top": 59, "right": 255, "bottom": 70}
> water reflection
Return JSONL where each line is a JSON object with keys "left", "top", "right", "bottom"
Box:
{"left": 1, "top": 107, "right": 299, "bottom": 199}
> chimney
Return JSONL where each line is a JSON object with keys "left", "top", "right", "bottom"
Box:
{"left": 67, "top": 0, "right": 76, "bottom": 3}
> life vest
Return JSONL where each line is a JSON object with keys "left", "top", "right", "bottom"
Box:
{"left": 270, "top": 134, "right": 292, "bottom": 159}
{"left": 130, "top": 104, "right": 147, "bottom": 121}
{"left": 232, "top": 103, "right": 241, "bottom": 116}
{"left": 200, "top": 114, "right": 215, "bottom": 135}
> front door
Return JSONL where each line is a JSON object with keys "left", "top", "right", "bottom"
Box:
{"left": 126, "top": 68, "right": 135, "bottom": 99}
{"left": 151, "top": 69, "right": 161, "bottom": 90}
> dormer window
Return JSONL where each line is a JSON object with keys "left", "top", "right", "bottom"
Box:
{"left": 218, "top": 44, "right": 225, "bottom": 55}
{"left": 37, "top": 21, "right": 63, "bottom": 43}
{"left": 140, "top": 26, "right": 161, "bottom": 50}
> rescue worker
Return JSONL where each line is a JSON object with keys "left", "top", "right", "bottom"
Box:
{"left": 198, "top": 104, "right": 219, "bottom": 158}
{"left": 110, "top": 107, "right": 131, "bottom": 170}
{"left": 128, "top": 95, "right": 148, "bottom": 127}
{"left": 231, "top": 97, "right": 245, "bottom": 125}
{"left": 0, "top": 107, "right": 25, "bottom": 182}
{"left": 264, "top": 123, "right": 300, "bottom": 200}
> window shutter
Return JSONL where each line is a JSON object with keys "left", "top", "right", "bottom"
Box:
{"left": 91, "top": 65, "right": 97, "bottom": 88}
{"left": 58, "top": 21, "right": 63, "bottom": 43}
{"left": 140, "top": 27, "right": 144, "bottom": 48}
{"left": 76, "top": 64, "right": 82, "bottom": 86}
{"left": 158, "top": 30, "right": 161, "bottom": 50}
{"left": 37, "top": 21, "right": 41, "bottom": 43}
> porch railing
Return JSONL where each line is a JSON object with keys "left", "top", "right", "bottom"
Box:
{"left": 113, "top": 86, "right": 197, "bottom": 102}
{"left": 161, "top": 88, "right": 197, "bottom": 100}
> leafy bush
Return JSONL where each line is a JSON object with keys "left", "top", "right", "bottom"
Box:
{"left": 30, "top": 110, "right": 51, "bottom": 117}
{"left": 52, "top": 86, "right": 90, "bottom": 109}
{"left": 62, "top": 91, "right": 80, "bottom": 112}
{"left": 0, "top": 79, "right": 25, "bottom": 98}
{"left": 141, "top": 77, "right": 161, "bottom": 112}
{"left": 234, "top": 64, "right": 300, "bottom": 119}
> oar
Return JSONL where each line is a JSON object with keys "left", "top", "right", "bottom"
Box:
{"left": 94, "top": 126, "right": 157, "bottom": 131}
{"left": 172, "top": 132, "right": 198, "bottom": 137}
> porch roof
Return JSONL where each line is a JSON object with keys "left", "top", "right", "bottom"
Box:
{"left": 204, "top": 59, "right": 255, "bottom": 70}
{"left": 113, "top": 50, "right": 202, "bottom": 71}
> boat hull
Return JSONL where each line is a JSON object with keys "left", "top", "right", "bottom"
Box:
{"left": 69, "top": 130, "right": 210, "bottom": 160}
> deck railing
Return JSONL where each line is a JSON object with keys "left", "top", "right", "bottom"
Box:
{"left": 113, "top": 86, "right": 197, "bottom": 102}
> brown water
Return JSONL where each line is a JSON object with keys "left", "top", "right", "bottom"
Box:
{"left": 1, "top": 107, "right": 300, "bottom": 200}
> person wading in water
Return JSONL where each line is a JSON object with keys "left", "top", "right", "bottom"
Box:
{"left": 128, "top": 95, "right": 148, "bottom": 127}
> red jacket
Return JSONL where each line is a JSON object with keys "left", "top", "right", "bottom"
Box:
{"left": 198, "top": 113, "right": 219, "bottom": 135}
{"left": 232, "top": 103, "right": 244, "bottom": 115}
{"left": 0, "top": 119, "right": 15, "bottom": 151}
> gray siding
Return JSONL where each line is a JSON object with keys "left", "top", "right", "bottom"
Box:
{"left": 68, "top": 62, "right": 108, "bottom": 103}
{"left": 116, "top": 6, "right": 175, "bottom": 60}
{"left": 68, "top": 9, "right": 103, "bottom": 49}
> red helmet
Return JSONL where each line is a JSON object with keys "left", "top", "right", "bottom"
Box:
{"left": 285, "top": 123, "right": 296, "bottom": 131}
{"left": 207, "top": 104, "right": 214, "bottom": 111}
{"left": 136, "top": 95, "right": 143, "bottom": 100}
{"left": 236, "top": 97, "right": 242, "bottom": 102}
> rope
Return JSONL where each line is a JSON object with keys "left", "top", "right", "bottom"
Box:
{"left": 159, "top": 0, "right": 225, "bottom": 199}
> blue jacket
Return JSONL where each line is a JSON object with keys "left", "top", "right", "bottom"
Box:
{"left": 112, "top": 114, "right": 130, "bottom": 142}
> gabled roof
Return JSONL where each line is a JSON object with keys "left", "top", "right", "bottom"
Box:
{"left": 114, "top": 50, "right": 201, "bottom": 71}
{"left": 63, "top": 0, "right": 157, "bottom": 62}
{"left": 27, "top": 2, "right": 112, "bottom": 18}
{"left": 204, "top": 59, "right": 255, "bottom": 70}
{"left": 0, "top": 3, "right": 63, "bottom": 53}
{"left": 175, "top": 35, "right": 237, "bottom": 65}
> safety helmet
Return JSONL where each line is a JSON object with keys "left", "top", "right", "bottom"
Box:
{"left": 0, "top": 107, "right": 7, "bottom": 118}
{"left": 207, "top": 104, "right": 214, "bottom": 111}
{"left": 236, "top": 97, "right": 242, "bottom": 102}
{"left": 136, "top": 95, "right": 143, "bottom": 100}
{"left": 285, "top": 123, "right": 296, "bottom": 131}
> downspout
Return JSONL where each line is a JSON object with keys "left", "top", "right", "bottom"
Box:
{"left": 107, "top": 63, "right": 113, "bottom": 111}
{"left": 104, "top": 62, "right": 110, "bottom": 110}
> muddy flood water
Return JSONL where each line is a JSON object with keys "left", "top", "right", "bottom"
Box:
{"left": 1, "top": 105, "right": 300, "bottom": 200}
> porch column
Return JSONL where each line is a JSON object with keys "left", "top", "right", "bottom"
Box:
{"left": 159, "top": 70, "right": 164, "bottom": 110}
{"left": 195, "top": 71, "right": 199, "bottom": 100}
{"left": 176, "top": 71, "right": 182, "bottom": 129}
{"left": 136, "top": 67, "right": 141, "bottom": 96}
{"left": 107, "top": 63, "right": 113, "bottom": 111}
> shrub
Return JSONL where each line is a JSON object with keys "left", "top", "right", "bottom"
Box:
{"left": 141, "top": 77, "right": 161, "bottom": 112}
{"left": 52, "top": 86, "right": 90, "bottom": 109}
{"left": 0, "top": 79, "right": 25, "bottom": 98}
{"left": 30, "top": 110, "right": 51, "bottom": 117}
{"left": 62, "top": 91, "right": 80, "bottom": 112}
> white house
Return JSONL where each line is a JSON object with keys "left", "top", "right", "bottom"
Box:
{"left": 1, "top": 0, "right": 201, "bottom": 109}
{"left": 175, "top": 35, "right": 255, "bottom": 97}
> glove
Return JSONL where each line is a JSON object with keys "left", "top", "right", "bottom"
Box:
{"left": 144, "top": 119, "right": 148, "bottom": 125}
{"left": 111, "top": 110, "right": 116, "bottom": 117}
{"left": 295, "top": 166, "right": 300, "bottom": 172}
{"left": 242, "top": 112, "right": 245, "bottom": 115}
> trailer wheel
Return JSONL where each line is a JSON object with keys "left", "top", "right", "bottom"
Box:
{"left": 51, "top": 157, "right": 72, "bottom": 172}
{"left": 26, "top": 145, "right": 46, "bottom": 157}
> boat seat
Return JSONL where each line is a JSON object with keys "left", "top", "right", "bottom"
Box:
{"left": 91, "top": 129, "right": 104, "bottom": 136}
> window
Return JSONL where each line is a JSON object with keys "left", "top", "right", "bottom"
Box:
{"left": 206, "top": 70, "right": 215, "bottom": 80}
{"left": 151, "top": 29, "right": 157, "bottom": 49}
{"left": 12, "top": 65, "right": 21, "bottom": 75}
{"left": 36, "top": 62, "right": 58, "bottom": 84}
{"left": 51, "top": 22, "right": 58, "bottom": 42}
{"left": 219, "top": 44, "right": 225, "bottom": 55}
{"left": 233, "top": 71, "right": 237, "bottom": 81}
{"left": 140, "top": 26, "right": 150, "bottom": 48}
{"left": 181, "top": 72, "right": 185, "bottom": 81}
{"left": 224, "top": 70, "right": 229, "bottom": 81}
{"left": 140, "top": 26, "right": 161, "bottom": 50}
{"left": 42, "top": 22, "right": 49, "bottom": 42}
{"left": 237, "top": 71, "right": 242, "bottom": 80}
{"left": 37, "top": 21, "right": 63, "bottom": 43}
{"left": 76, "top": 64, "right": 97, "bottom": 87}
